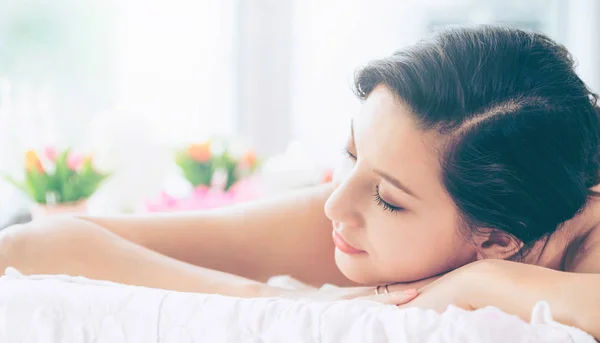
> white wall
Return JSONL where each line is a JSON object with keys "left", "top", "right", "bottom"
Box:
{"left": 564, "top": 0, "right": 600, "bottom": 93}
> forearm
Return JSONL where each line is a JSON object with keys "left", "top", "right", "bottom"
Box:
{"left": 473, "top": 261, "right": 600, "bottom": 339}
{"left": 77, "top": 184, "right": 350, "bottom": 286}
{"left": 0, "top": 217, "right": 269, "bottom": 297}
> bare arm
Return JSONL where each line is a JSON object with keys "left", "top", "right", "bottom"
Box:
{"left": 0, "top": 216, "right": 270, "bottom": 296}
{"left": 471, "top": 261, "right": 600, "bottom": 340}
{"left": 385, "top": 259, "right": 600, "bottom": 340}
{"left": 65, "top": 185, "right": 349, "bottom": 286}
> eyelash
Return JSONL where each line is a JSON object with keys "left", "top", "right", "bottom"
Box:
{"left": 374, "top": 185, "right": 404, "bottom": 213}
{"left": 344, "top": 149, "right": 356, "bottom": 160}
{"left": 343, "top": 150, "right": 404, "bottom": 214}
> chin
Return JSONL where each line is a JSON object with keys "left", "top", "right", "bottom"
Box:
{"left": 334, "top": 249, "right": 437, "bottom": 285}
{"left": 334, "top": 250, "right": 379, "bottom": 286}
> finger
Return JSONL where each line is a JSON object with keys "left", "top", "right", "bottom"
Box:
{"left": 355, "top": 288, "right": 420, "bottom": 305}
{"left": 386, "top": 276, "right": 440, "bottom": 294}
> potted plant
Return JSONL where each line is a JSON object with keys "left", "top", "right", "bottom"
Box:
{"left": 3, "top": 147, "right": 110, "bottom": 218}
{"left": 146, "top": 139, "right": 260, "bottom": 212}
{"left": 175, "top": 139, "right": 260, "bottom": 191}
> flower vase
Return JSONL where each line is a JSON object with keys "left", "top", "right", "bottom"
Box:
{"left": 30, "top": 199, "right": 89, "bottom": 219}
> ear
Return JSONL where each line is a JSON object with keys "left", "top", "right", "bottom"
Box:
{"left": 472, "top": 229, "right": 523, "bottom": 260}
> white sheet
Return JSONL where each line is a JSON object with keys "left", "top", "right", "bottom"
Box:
{"left": 0, "top": 267, "right": 594, "bottom": 342}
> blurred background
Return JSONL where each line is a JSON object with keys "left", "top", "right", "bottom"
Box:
{"left": 0, "top": 0, "right": 599, "bottom": 226}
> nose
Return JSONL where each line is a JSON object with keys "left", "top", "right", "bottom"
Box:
{"left": 324, "top": 171, "right": 364, "bottom": 229}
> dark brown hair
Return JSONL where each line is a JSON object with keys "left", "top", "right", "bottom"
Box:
{"left": 355, "top": 25, "right": 600, "bottom": 255}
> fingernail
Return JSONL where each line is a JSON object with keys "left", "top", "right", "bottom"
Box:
{"left": 403, "top": 288, "right": 418, "bottom": 295}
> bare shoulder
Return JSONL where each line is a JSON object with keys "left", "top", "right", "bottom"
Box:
{"left": 568, "top": 224, "right": 600, "bottom": 273}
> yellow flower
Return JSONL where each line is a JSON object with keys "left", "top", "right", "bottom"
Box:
{"left": 25, "top": 150, "right": 44, "bottom": 173}
{"left": 188, "top": 142, "right": 212, "bottom": 162}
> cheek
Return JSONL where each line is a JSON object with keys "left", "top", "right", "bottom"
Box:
{"left": 367, "top": 216, "right": 473, "bottom": 282}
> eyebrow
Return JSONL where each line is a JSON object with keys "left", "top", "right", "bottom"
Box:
{"left": 374, "top": 169, "right": 420, "bottom": 200}
{"left": 350, "top": 119, "right": 420, "bottom": 200}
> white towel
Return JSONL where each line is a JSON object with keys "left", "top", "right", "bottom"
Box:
{"left": 0, "top": 268, "right": 594, "bottom": 342}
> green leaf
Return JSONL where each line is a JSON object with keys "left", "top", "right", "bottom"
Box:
{"left": 56, "top": 149, "right": 75, "bottom": 201}
{"left": 219, "top": 152, "right": 239, "bottom": 191}
{"left": 25, "top": 169, "right": 50, "bottom": 203}
{"left": 176, "top": 151, "right": 213, "bottom": 187}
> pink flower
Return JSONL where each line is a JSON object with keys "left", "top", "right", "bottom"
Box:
{"left": 67, "top": 154, "right": 84, "bottom": 171}
{"left": 44, "top": 147, "right": 57, "bottom": 162}
{"left": 144, "top": 179, "right": 260, "bottom": 213}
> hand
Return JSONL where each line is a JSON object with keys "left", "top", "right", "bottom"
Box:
{"left": 260, "top": 261, "right": 489, "bottom": 309}
{"left": 345, "top": 274, "right": 441, "bottom": 305}
{"left": 268, "top": 274, "right": 439, "bottom": 306}
{"left": 395, "top": 260, "right": 503, "bottom": 312}
{"left": 341, "top": 260, "right": 501, "bottom": 310}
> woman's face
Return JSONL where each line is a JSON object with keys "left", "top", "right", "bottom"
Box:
{"left": 324, "top": 85, "right": 478, "bottom": 285}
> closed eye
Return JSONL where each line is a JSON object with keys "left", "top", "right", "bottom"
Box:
{"left": 374, "top": 185, "right": 404, "bottom": 213}
{"left": 344, "top": 149, "right": 357, "bottom": 160}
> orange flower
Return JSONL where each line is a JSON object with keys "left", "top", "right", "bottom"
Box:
{"left": 241, "top": 150, "right": 257, "bottom": 167}
{"left": 25, "top": 150, "right": 44, "bottom": 173}
{"left": 187, "top": 142, "right": 212, "bottom": 162}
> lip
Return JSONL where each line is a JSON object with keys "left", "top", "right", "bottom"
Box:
{"left": 332, "top": 230, "right": 366, "bottom": 255}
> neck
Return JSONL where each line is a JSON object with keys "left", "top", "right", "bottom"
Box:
{"left": 525, "top": 193, "right": 600, "bottom": 270}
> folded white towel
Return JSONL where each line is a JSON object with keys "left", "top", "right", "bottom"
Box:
{"left": 0, "top": 268, "right": 594, "bottom": 342}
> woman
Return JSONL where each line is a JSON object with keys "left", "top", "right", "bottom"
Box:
{"left": 1, "top": 26, "right": 600, "bottom": 337}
